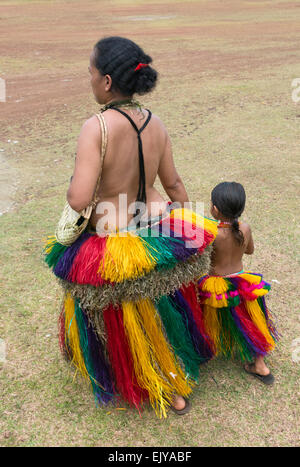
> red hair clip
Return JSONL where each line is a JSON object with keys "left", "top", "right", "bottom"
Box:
{"left": 134, "top": 63, "right": 149, "bottom": 72}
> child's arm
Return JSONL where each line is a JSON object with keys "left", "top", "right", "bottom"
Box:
{"left": 244, "top": 225, "right": 254, "bottom": 255}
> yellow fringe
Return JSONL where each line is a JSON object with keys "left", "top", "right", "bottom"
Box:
{"left": 44, "top": 235, "right": 56, "bottom": 254}
{"left": 202, "top": 277, "right": 228, "bottom": 294}
{"left": 99, "top": 233, "right": 155, "bottom": 282}
{"left": 64, "top": 293, "right": 89, "bottom": 380}
{"left": 253, "top": 288, "right": 269, "bottom": 298}
{"left": 136, "top": 298, "right": 193, "bottom": 397}
{"left": 203, "top": 304, "right": 236, "bottom": 357}
{"left": 201, "top": 274, "right": 270, "bottom": 308}
{"left": 203, "top": 305, "right": 221, "bottom": 355}
{"left": 171, "top": 208, "right": 218, "bottom": 237}
{"left": 239, "top": 272, "right": 262, "bottom": 284}
{"left": 122, "top": 301, "right": 175, "bottom": 418}
{"left": 202, "top": 277, "right": 229, "bottom": 308}
{"left": 244, "top": 300, "right": 275, "bottom": 350}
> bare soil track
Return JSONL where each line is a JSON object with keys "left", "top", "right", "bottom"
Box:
{"left": 1, "top": 0, "right": 299, "bottom": 124}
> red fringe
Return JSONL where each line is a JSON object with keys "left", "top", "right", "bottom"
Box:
{"left": 66, "top": 218, "right": 215, "bottom": 287}
{"left": 236, "top": 277, "right": 265, "bottom": 301}
{"left": 68, "top": 235, "right": 107, "bottom": 286}
{"left": 103, "top": 304, "right": 148, "bottom": 410}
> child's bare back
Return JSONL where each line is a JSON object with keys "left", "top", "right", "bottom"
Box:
{"left": 209, "top": 181, "right": 254, "bottom": 276}
{"left": 210, "top": 222, "right": 254, "bottom": 276}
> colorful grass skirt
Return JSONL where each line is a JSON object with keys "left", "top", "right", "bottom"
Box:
{"left": 44, "top": 208, "right": 218, "bottom": 417}
{"left": 197, "top": 272, "right": 279, "bottom": 362}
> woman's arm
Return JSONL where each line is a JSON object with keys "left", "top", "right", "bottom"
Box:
{"left": 67, "top": 116, "right": 102, "bottom": 212}
{"left": 158, "top": 131, "right": 189, "bottom": 206}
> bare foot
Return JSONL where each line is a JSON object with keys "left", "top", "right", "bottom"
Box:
{"left": 244, "top": 357, "right": 274, "bottom": 385}
{"left": 245, "top": 356, "right": 270, "bottom": 376}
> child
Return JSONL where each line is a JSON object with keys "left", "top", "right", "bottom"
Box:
{"left": 197, "top": 182, "right": 278, "bottom": 384}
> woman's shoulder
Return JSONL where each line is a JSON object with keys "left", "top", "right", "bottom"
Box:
{"left": 76, "top": 116, "right": 102, "bottom": 149}
{"left": 80, "top": 114, "right": 102, "bottom": 133}
{"left": 78, "top": 110, "right": 169, "bottom": 148}
{"left": 148, "top": 112, "right": 167, "bottom": 131}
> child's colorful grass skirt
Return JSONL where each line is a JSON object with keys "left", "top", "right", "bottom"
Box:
{"left": 44, "top": 208, "right": 218, "bottom": 418}
{"left": 197, "top": 272, "right": 279, "bottom": 362}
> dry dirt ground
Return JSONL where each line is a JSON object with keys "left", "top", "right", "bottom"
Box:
{"left": 0, "top": 0, "right": 299, "bottom": 448}
{"left": 1, "top": 0, "right": 300, "bottom": 124}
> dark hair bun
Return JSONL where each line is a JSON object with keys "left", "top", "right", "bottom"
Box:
{"left": 94, "top": 36, "right": 158, "bottom": 96}
{"left": 134, "top": 62, "right": 157, "bottom": 95}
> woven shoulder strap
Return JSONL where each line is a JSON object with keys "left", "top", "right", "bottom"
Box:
{"left": 91, "top": 112, "right": 108, "bottom": 207}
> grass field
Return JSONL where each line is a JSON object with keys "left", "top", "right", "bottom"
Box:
{"left": 0, "top": 0, "right": 300, "bottom": 447}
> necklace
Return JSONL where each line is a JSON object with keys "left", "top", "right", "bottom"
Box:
{"left": 218, "top": 221, "right": 240, "bottom": 228}
{"left": 100, "top": 98, "right": 142, "bottom": 113}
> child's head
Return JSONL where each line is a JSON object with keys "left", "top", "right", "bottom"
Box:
{"left": 211, "top": 182, "right": 246, "bottom": 220}
{"left": 211, "top": 182, "right": 246, "bottom": 245}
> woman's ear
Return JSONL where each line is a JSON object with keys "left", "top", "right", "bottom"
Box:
{"left": 104, "top": 74, "right": 112, "bottom": 92}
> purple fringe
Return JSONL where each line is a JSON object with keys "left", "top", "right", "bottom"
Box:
{"left": 230, "top": 307, "right": 259, "bottom": 357}
{"left": 54, "top": 232, "right": 92, "bottom": 280}
{"left": 231, "top": 306, "right": 267, "bottom": 357}
{"left": 81, "top": 307, "right": 115, "bottom": 405}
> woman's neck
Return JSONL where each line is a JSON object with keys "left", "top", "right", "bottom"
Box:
{"left": 100, "top": 97, "right": 142, "bottom": 113}
{"left": 104, "top": 95, "right": 133, "bottom": 106}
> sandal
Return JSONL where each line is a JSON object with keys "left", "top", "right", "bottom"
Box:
{"left": 170, "top": 397, "right": 191, "bottom": 415}
{"left": 244, "top": 363, "right": 274, "bottom": 385}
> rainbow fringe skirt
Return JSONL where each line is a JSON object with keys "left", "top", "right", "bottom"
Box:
{"left": 197, "top": 272, "right": 279, "bottom": 362}
{"left": 44, "top": 208, "right": 218, "bottom": 417}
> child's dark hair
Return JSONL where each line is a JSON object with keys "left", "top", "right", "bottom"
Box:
{"left": 93, "top": 36, "right": 158, "bottom": 96}
{"left": 211, "top": 182, "right": 246, "bottom": 245}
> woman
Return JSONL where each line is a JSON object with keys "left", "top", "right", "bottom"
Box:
{"left": 44, "top": 37, "right": 218, "bottom": 418}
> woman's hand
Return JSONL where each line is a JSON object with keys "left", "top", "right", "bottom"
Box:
{"left": 67, "top": 116, "right": 102, "bottom": 212}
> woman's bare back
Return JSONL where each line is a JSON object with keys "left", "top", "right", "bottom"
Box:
{"left": 90, "top": 108, "right": 167, "bottom": 231}
{"left": 67, "top": 105, "right": 189, "bottom": 232}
